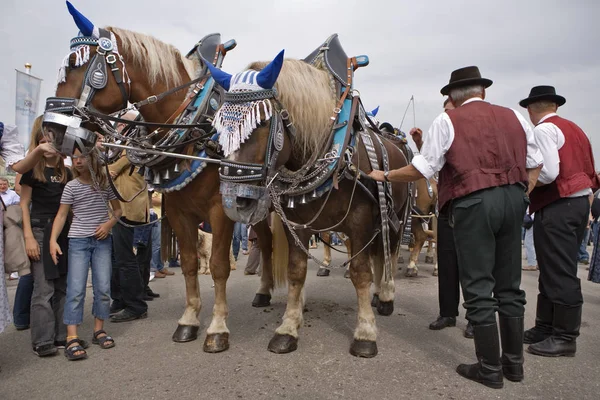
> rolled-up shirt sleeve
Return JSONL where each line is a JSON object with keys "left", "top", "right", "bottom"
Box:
{"left": 534, "top": 122, "right": 561, "bottom": 184}
{"left": 512, "top": 110, "right": 544, "bottom": 169}
{"left": 0, "top": 124, "right": 25, "bottom": 170}
{"left": 411, "top": 113, "right": 454, "bottom": 180}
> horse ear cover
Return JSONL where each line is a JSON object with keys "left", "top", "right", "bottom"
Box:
{"left": 203, "top": 57, "right": 233, "bottom": 91}
{"left": 66, "top": 1, "right": 94, "bottom": 37}
{"left": 256, "top": 50, "right": 285, "bottom": 89}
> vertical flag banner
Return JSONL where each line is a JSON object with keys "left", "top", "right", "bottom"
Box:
{"left": 15, "top": 69, "right": 42, "bottom": 150}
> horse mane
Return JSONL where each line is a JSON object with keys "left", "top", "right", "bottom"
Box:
{"left": 106, "top": 27, "right": 199, "bottom": 88}
{"left": 246, "top": 59, "right": 337, "bottom": 161}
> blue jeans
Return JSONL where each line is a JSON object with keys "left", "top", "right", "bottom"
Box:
{"left": 64, "top": 237, "right": 112, "bottom": 325}
{"left": 150, "top": 220, "right": 164, "bottom": 272}
{"left": 578, "top": 228, "right": 590, "bottom": 262}
{"left": 13, "top": 273, "right": 33, "bottom": 329}
{"left": 232, "top": 222, "right": 248, "bottom": 259}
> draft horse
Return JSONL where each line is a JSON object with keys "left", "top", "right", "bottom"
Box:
{"left": 206, "top": 37, "right": 410, "bottom": 357}
{"left": 405, "top": 178, "right": 438, "bottom": 277}
{"left": 45, "top": 2, "right": 276, "bottom": 353}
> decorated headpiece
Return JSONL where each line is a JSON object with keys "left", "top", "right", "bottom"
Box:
{"left": 206, "top": 50, "right": 285, "bottom": 156}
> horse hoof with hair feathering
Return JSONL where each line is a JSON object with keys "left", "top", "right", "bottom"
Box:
{"left": 205, "top": 40, "right": 410, "bottom": 357}
{"left": 44, "top": 1, "right": 281, "bottom": 353}
{"left": 320, "top": 231, "right": 352, "bottom": 278}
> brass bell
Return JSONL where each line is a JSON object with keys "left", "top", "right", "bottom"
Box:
{"left": 300, "top": 194, "right": 308, "bottom": 204}
{"left": 162, "top": 168, "right": 171, "bottom": 180}
{"left": 152, "top": 173, "right": 162, "bottom": 185}
{"left": 311, "top": 191, "right": 318, "bottom": 198}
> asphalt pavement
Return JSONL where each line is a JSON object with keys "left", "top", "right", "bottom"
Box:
{"left": 1, "top": 245, "right": 599, "bottom": 400}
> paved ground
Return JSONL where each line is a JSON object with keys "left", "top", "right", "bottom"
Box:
{"left": 1, "top": 245, "right": 599, "bottom": 400}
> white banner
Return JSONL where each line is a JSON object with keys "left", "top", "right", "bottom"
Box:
{"left": 15, "top": 69, "right": 42, "bottom": 151}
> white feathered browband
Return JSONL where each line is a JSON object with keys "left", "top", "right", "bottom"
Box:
{"left": 213, "top": 70, "right": 276, "bottom": 157}
{"left": 56, "top": 28, "right": 130, "bottom": 91}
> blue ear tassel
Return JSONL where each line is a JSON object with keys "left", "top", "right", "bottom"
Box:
{"left": 202, "top": 57, "right": 233, "bottom": 91}
{"left": 371, "top": 106, "right": 380, "bottom": 117}
{"left": 66, "top": 1, "right": 94, "bottom": 37}
{"left": 256, "top": 50, "right": 285, "bottom": 89}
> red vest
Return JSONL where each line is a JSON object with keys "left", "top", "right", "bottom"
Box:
{"left": 438, "top": 101, "right": 529, "bottom": 209}
{"left": 529, "top": 115, "right": 599, "bottom": 213}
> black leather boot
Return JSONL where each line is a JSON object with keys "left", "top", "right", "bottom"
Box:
{"left": 456, "top": 323, "right": 504, "bottom": 389}
{"left": 528, "top": 304, "right": 581, "bottom": 357}
{"left": 523, "top": 294, "right": 553, "bottom": 344}
{"left": 499, "top": 316, "right": 524, "bottom": 382}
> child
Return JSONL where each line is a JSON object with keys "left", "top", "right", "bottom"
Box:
{"left": 20, "top": 116, "right": 72, "bottom": 357}
{"left": 49, "top": 146, "right": 122, "bottom": 361}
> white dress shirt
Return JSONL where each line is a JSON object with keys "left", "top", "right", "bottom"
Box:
{"left": 1, "top": 189, "right": 20, "bottom": 206}
{"left": 412, "top": 98, "right": 543, "bottom": 180}
{"left": 534, "top": 113, "right": 592, "bottom": 197}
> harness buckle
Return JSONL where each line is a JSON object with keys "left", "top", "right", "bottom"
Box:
{"left": 147, "top": 95, "right": 158, "bottom": 104}
{"left": 333, "top": 107, "right": 341, "bottom": 114}
{"left": 106, "top": 54, "right": 117, "bottom": 65}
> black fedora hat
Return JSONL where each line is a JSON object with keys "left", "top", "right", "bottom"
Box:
{"left": 440, "top": 66, "right": 493, "bottom": 96}
{"left": 519, "top": 85, "right": 566, "bottom": 108}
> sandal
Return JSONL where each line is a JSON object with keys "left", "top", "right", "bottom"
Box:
{"left": 64, "top": 338, "right": 88, "bottom": 361}
{"left": 92, "top": 330, "right": 115, "bottom": 349}
{"left": 33, "top": 344, "right": 58, "bottom": 357}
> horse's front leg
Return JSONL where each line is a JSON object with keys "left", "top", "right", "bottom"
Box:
{"left": 268, "top": 229, "right": 310, "bottom": 354}
{"left": 252, "top": 218, "right": 274, "bottom": 307}
{"left": 349, "top": 236, "right": 379, "bottom": 358}
{"left": 204, "top": 211, "right": 235, "bottom": 353}
{"left": 169, "top": 218, "right": 203, "bottom": 343}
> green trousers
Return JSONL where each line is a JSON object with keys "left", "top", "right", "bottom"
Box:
{"left": 451, "top": 184, "right": 528, "bottom": 325}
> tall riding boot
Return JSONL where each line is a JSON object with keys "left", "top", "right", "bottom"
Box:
{"left": 528, "top": 304, "right": 581, "bottom": 357}
{"left": 456, "top": 323, "right": 504, "bottom": 389}
{"left": 499, "top": 316, "right": 524, "bottom": 382}
{"left": 523, "top": 294, "right": 553, "bottom": 344}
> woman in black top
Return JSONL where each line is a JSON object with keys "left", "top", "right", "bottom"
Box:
{"left": 20, "top": 117, "right": 73, "bottom": 357}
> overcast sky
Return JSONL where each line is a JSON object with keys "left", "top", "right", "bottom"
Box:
{"left": 1, "top": 0, "right": 599, "bottom": 159}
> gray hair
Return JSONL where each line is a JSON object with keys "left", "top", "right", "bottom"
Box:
{"left": 0, "top": 177, "right": 9, "bottom": 184}
{"left": 528, "top": 100, "right": 558, "bottom": 113}
{"left": 449, "top": 85, "right": 485, "bottom": 106}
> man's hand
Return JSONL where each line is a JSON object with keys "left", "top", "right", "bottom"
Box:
{"left": 409, "top": 127, "right": 423, "bottom": 138}
{"left": 369, "top": 170, "right": 386, "bottom": 182}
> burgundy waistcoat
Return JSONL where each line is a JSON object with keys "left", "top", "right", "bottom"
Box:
{"left": 529, "top": 115, "right": 600, "bottom": 213}
{"left": 438, "top": 101, "right": 529, "bottom": 209}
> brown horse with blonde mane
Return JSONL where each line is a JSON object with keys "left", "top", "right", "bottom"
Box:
{"left": 206, "top": 44, "right": 410, "bottom": 357}
{"left": 44, "top": 2, "right": 277, "bottom": 353}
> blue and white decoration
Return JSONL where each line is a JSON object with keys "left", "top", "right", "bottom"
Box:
{"left": 57, "top": 2, "right": 129, "bottom": 89}
{"left": 205, "top": 50, "right": 285, "bottom": 156}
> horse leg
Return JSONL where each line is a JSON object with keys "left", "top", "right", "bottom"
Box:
{"left": 268, "top": 230, "right": 310, "bottom": 354}
{"left": 322, "top": 232, "right": 332, "bottom": 266}
{"left": 425, "top": 239, "right": 435, "bottom": 264}
{"left": 170, "top": 219, "right": 203, "bottom": 343}
{"left": 204, "top": 211, "right": 235, "bottom": 353}
{"left": 406, "top": 220, "right": 425, "bottom": 277}
{"left": 349, "top": 237, "right": 379, "bottom": 358}
{"left": 252, "top": 218, "right": 273, "bottom": 307}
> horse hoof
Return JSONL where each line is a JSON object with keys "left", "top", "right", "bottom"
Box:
{"left": 371, "top": 294, "right": 380, "bottom": 308}
{"left": 377, "top": 300, "right": 394, "bottom": 316}
{"left": 425, "top": 256, "right": 434, "bottom": 264}
{"left": 432, "top": 269, "right": 438, "bottom": 277}
{"left": 252, "top": 293, "right": 272, "bottom": 308}
{"left": 203, "top": 333, "right": 230, "bottom": 353}
{"left": 350, "top": 339, "right": 378, "bottom": 358}
{"left": 172, "top": 325, "right": 199, "bottom": 343}
{"left": 405, "top": 268, "right": 418, "bottom": 277}
{"left": 316, "top": 267, "right": 330, "bottom": 277}
{"left": 268, "top": 334, "right": 298, "bottom": 354}
{"left": 344, "top": 269, "right": 351, "bottom": 279}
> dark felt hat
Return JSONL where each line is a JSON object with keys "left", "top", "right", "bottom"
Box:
{"left": 519, "top": 85, "right": 566, "bottom": 108}
{"left": 440, "top": 66, "right": 493, "bottom": 96}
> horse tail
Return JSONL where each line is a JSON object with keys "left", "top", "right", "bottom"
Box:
{"left": 271, "top": 212, "right": 288, "bottom": 288}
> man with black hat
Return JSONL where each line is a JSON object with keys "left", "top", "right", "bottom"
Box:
{"left": 519, "top": 86, "right": 600, "bottom": 357}
{"left": 370, "top": 66, "right": 543, "bottom": 389}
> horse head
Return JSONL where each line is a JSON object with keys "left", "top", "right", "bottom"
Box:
{"left": 206, "top": 51, "right": 296, "bottom": 224}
